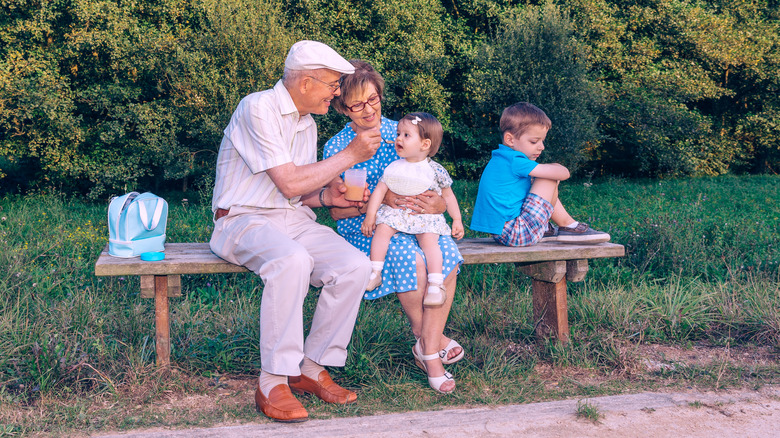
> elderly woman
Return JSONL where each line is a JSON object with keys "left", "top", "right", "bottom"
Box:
{"left": 323, "top": 60, "right": 464, "bottom": 393}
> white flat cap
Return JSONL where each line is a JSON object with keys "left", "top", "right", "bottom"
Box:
{"left": 284, "top": 40, "right": 355, "bottom": 74}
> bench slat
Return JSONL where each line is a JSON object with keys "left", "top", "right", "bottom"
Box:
{"left": 95, "top": 240, "right": 625, "bottom": 277}
{"left": 458, "top": 238, "right": 625, "bottom": 265}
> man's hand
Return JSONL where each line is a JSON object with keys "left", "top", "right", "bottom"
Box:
{"left": 321, "top": 179, "right": 367, "bottom": 209}
{"left": 344, "top": 127, "right": 382, "bottom": 163}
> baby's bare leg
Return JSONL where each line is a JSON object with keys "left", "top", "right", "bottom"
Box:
{"left": 417, "top": 233, "right": 446, "bottom": 307}
{"left": 366, "top": 224, "right": 398, "bottom": 291}
{"left": 415, "top": 233, "right": 443, "bottom": 274}
{"left": 370, "top": 224, "right": 397, "bottom": 262}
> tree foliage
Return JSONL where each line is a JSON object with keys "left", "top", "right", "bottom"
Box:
{"left": 1, "top": 0, "right": 778, "bottom": 195}
{"left": 466, "top": 3, "right": 602, "bottom": 175}
{"left": 567, "top": 0, "right": 780, "bottom": 176}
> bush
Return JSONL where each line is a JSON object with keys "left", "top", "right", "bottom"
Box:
{"left": 567, "top": 0, "right": 780, "bottom": 177}
{"left": 281, "top": 0, "right": 455, "bottom": 149}
{"left": 0, "top": 0, "right": 294, "bottom": 198}
{"left": 464, "top": 3, "right": 602, "bottom": 175}
{"left": 2, "top": 0, "right": 779, "bottom": 195}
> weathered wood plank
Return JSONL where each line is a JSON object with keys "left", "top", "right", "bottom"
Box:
{"left": 458, "top": 239, "right": 625, "bottom": 265}
{"left": 95, "top": 243, "right": 249, "bottom": 276}
{"left": 95, "top": 240, "right": 625, "bottom": 277}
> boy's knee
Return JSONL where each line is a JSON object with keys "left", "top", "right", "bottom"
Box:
{"left": 529, "top": 179, "right": 558, "bottom": 202}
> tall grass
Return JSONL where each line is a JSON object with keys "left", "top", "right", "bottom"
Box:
{"left": 0, "top": 175, "right": 778, "bottom": 433}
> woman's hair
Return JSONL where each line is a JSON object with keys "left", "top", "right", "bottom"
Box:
{"left": 499, "top": 102, "right": 552, "bottom": 138}
{"left": 331, "top": 60, "right": 385, "bottom": 115}
{"left": 400, "top": 112, "right": 443, "bottom": 157}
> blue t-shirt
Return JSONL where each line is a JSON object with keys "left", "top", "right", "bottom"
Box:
{"left": 469, "top": 144, "right": 538, "bottom": 235}
{"left": 323, "top": 117, "right": 463, "bottom": 299}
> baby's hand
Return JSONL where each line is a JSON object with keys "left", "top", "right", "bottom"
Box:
{"left": 451, "top": 220, "right": 464, "bottom": 240}
{"left": 361, "top": 217, "right": 376, "bottom": 237}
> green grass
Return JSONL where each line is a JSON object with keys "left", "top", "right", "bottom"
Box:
{"left": 0, "top": 175, "right": 779, "bottom": 435}
{"left": 575, "top": 399, "right": 603, "bottom": 423}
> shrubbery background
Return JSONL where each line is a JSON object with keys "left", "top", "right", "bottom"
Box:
{"left": 2, "top": 0, "right": 778, "bottom": 198}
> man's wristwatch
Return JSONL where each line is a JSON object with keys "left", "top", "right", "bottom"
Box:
{"left": 319, "top": 188, "right": 332, "bottom": 208}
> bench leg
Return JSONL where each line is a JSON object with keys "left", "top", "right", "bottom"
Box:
{"left": 154, "top": 275, "right": 171, "bottom": 369}
{"left": 532, "top": 277, "right": 569, "bottom": 343}
{"left": 519, "top": 260, "right": 571, "bottom": 343}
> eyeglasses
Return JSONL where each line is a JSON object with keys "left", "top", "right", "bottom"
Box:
{"left": 346, "top": 95, "right": 382, "bottom": 113}
{"left": 307, "top": 75, "right": 342, "bottom": 93}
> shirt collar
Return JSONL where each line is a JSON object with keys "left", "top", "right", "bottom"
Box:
{"left": 274, "top": 80, "right": 314, "bottom": 131}
{"left": 498, "top": 143, "right": 529, "bottom": 160}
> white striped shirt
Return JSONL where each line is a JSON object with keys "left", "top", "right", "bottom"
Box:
{"left": 212, "top": 80, "right": 317, "bottom": 212}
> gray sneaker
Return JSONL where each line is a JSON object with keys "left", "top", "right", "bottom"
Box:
{"left": 540, "top": 222, "right": 559, "bottom": 242}
{"left": 556, "top": 223, "right": 610, "bottom": 244}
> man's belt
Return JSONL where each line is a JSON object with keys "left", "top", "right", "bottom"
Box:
{"left": 215, "top": 207, "right": 230, "bottom": 220}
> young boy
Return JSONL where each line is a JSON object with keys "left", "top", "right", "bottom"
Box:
{"left": 470, "top": 102, "right": 610, "bottom": 246}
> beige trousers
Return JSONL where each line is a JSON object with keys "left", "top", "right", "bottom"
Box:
{"left": 210, "top": 205, "right": 371, "bottom": 375}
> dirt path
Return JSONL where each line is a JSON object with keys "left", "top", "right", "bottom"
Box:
{"left": 95, "top": 385, "right": 780, "bottom": 438}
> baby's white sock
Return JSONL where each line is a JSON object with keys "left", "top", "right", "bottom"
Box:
{"left": 258, "top": 370, "right": 288, "bottom": 396}
{"left": 427, "top": 272, "right": 445, "bottom": 286}
{"left": 301, "top": 356, "right": 326, "bottom": 380}
{"left": 564, "top": 221, "right": 580, "bottom": 229}
{"left": 370, "top": 261, "right": 384, "bottom": 277}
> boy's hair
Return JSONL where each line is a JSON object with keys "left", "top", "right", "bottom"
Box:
{"left": 331, "top": 59, "right": 385, "bottom": 115}
{"left": 400, "top": 112, "right": 443, "bottom": 157}
{"left": 500, "top": 102, "right": 552, "bottom": 138}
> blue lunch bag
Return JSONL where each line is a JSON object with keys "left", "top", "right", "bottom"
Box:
{"left": 108, "top": 192, "right": 168, "bottom": 258}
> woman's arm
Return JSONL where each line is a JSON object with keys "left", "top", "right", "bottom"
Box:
{"left": 384, "top": 190, "right": 446, "bottom": 215}
{"left": 441, "top": 187, "right": 464, "bottom": 239}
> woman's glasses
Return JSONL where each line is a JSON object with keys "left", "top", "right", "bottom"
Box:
{"left": 347, "top": 95, "right": 382, "bottom": 113}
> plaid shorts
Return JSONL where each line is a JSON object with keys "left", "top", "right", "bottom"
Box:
{"left": 492, "top": 193, "right": 554, "bottom": 247}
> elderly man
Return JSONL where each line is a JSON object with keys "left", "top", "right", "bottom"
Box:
{"left": 210, "top": 41, "right": 381, "bottom": 422}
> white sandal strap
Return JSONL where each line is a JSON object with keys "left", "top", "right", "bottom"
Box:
{"left": 420, "top": 351, "right": 440, "bottom": 361}
{"left": 427, "top": 371, "right": 454, "bottom": 393}
{"left": 429, "top": 371, "right": 453, "bottom": 383}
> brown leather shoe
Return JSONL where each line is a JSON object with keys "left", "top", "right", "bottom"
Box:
{"left": 289, "top": 370, "right": 357, "bottom": 404}
{"left": 254, "top": 383, "right": 308, "bottom": 422}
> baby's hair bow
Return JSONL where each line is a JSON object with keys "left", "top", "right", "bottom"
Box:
{"left": 411, "top": 116, "right": 422, "bottom": 125}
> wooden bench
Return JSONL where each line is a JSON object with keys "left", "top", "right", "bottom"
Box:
{"left": 94, "top": 240, "right": 625, "bottom": 369}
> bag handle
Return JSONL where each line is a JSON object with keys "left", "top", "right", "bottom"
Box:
{"left": 137, "top": 198, "right": 165, "bottom": 231}
{"left": 109, "top": 192, "right": 140, "bottom": 239}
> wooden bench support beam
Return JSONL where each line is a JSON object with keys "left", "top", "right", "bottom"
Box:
{"left": 154, "top": 275, "right": 171, "bottom": 370}
{"left": 141, "top": 275, "right": 181, "bottom": 298}
{"left": 520, "top": 261, "right": 573, "bottom": 342}
{"left": 566, "top": 259, "right": 589, "bottom": 282}
{"left": 518, "top": 260, "right": 566, "bottom": 283}
{"left": 532, "top": 277, "right": 569, "bottom": 343}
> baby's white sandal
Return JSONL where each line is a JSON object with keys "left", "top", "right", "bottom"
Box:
{"left": 423, "top": 283, "right": 445, "bottom": 307}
